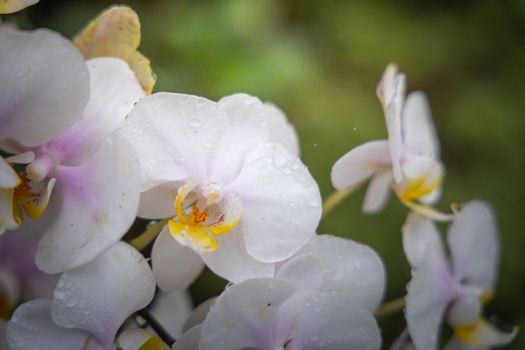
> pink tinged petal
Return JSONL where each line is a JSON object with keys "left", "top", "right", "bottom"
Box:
{"left": 199, "top": 278, "right": 296, "bottom": 350}
{"left": 362, "top": 170, "right": 392, "bottom": 214}
{"left": 183, "top": 297, "right": 217, "bottom": 333}
{"left": 35, "top": 134, "right": 141, "bottom": 273}
{"left": 51, "top": 242, "right": 155, "bottom": 349}
{"left": 0, "top": 29, "right": 89, "bottom": 147}
{"left": 447, "top": 200, "right": 499, "bottom": 290}
{"left": 402, "top": 91, "right": 440, "bottom": 157}
{"left": 48, "top": 57, "right": 144, "bottom": 166}
{"left": 402, "top": 212, "right": 443, "bottom": 268}
{"left": 331, "top": 140, "right": 392, "bottom": 190}
{"left": 297, "top": 234, "right": 386, "bottom": 312}
{"left": 151, "top": 291, "right": 193, "bottom": 340}
{"left": 405, "top": 241, "right": 457, "bottom": 350}
{"left": 173, "top": 325, "right": 202, "bottom": 350}
{"left": 287, "top": 291, "right": 381, "bottom": 350}
{"left": 202, "top": 227, "right": 275, "bottom": 283}
{"left": 209, "top": 94, "right": 272, "bottom": 183}
{"left": 265, "top": 102, "right": 300, "bottom": 156}
{"left": 138, "top": 182, "right": 180, "bottom": 219}
{"left": 7, "top": 299, "right": 105, "bottom": 350}
{"left": 123, "top": 93, "right": 228, "bottom": 189}
{"left": 226, "top": 142, "right": 321, "bottom": 263}
{"left": 152, "top": 227, "right": 205, "bottom": 291}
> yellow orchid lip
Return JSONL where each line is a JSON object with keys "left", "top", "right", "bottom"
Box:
{"left": 167, "top": 181, "right": 242, "bottom": 254}
{"left": 12, "top": 172, "right": 55, "bottom": 222}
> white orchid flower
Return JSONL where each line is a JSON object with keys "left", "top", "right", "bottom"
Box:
{"left": 331, "top": 64, "right": 448, "bottom": 219}
{"left": 124, "top": 92, "right": 321, "bottom": 288}
{"left": 0, "top": 29, "right": 144, "bottom": 273}
{"left": 6, "top": 242, "right": 156, "bottom": 350}
{"left": 173, "top": 234, "right": 385, "bottom": 350}
{"left": 403, "top": 200, "right": 517, "bottom": 350}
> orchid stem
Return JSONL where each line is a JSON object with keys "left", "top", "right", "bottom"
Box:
{"left": 130, "top": 219, "right": 169, "bottom": 251}
{"left": 322, "top": 186, "right": 357, "bottom": 218}
{"left": 374, "top": 297, "right": 405, "bottom": 319}
{"left": 137, "top": 308, "right": 175, "bottom": 346}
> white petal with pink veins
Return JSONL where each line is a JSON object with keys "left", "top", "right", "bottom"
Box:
{"left": 48, "top": 57, "right": 144, "bottom": 166}
{"left": 35, "top": 134, "right": 141, "bottom": 273}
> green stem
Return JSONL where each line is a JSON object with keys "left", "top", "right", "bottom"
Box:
{"left": 130, "top": 218, "right": 169, "bottom": 251}
{"left": 322, "top": 186, "right": 357, "bottom": 218}
{"left": 374, "top": 297, "right": 405, "bottom": 319}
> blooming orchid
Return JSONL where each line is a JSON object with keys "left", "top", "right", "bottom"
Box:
{"left": 0, "top": 28, "right": 145, "bottom": 273}
{"left": 331, "top": 64, "right": 447, "bottom": 219}
{"left": 175, "top": 234, "right": 385, "bottom": 350}
{"left": 6, "top": 242, "right": 157, "bottom": 350}
{"left": 403, "top": 200, "right": 517, "bottom": 350}
{"left": 124, "top": 92, "right": 321, "bottom": 286}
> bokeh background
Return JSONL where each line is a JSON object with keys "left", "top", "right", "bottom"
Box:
{"left": 16, "top": 0, "right": 525, "bottom": 348}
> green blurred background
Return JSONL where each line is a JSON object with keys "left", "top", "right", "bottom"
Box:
{"left": 19, "top": 0, "right": 525, "bottom": 348}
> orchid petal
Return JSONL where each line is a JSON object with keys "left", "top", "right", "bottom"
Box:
{"left": 51, "top": 242, "right": 155, "bottom": 348}
{"left": 297, "top": 234, "right": 385, "bottom": 312}
{"left": 36, "top": 134, "right": 140, "bottom": 273}
{"left": 199, "top": 278, "right": 296, "bottom": 350}
{"left": 265, "top": 102, "right": 300, "bottom": 156}
{"left": 331, "top": 140, "right": 391, "bottom": 190}
{"left": 209, "top": 94, "right": 272, "bottom": 183}
{"left": 152, "top": 227, "right": 205, "bottom": 291}
{"left": 150, "top": 291, "right": 193, "bottom": 339}
{"left": 0, "top": 0, "right": 38, "bottom": 14}
{"left": 74, "top": 6, "right": 155, "bottom": 94}
{"left": 48, "top": 57, "right": 144, "bottom": 166}
{"left": 138, "top": 182, "right": 180, "bottom": 219}
{"left": 123, "top": 93, "right": 228, "bottom": 189}
{"left": 183, "top": 297, "right": 216, "bottom": 333}
{"left": 402, "top": 212, "right": 443, "bottom": 268}
{"left": 362, "top": 170, "right": 392, "bottom": 214}
{"left": 402, "top": 91, "right": 440, "bottom": 156}
{"left": 276, "top": 254, "right": 323, "bottom": 296}
{"left": 203, "top": 227, "right": 275, "bottom": 283}
{"left": 454, "top": 317, "right": 518, "bottom": 348}
{"left": 0, "top": 158, "right": 20, "bottom": 234}
{"left": 447, "top": 200, "right": 499, "bottom": 290}
{"left": 7, "top": 299, "right": 105, "bottom": 350}
{"left": 226, "top": 142, "right": 321, "bottom": 262}
{"left": 173, "top": 325, "right": 202, "bottom": 350}
{"left": 288, "top": 291, "right": 381, "bottom": 350}
{"left": 0, "top": 29, "right": 89, "bottom": 147}
{"left": 406, "top": 240, "right": 457, "bottom": 350}
{"left": 382, "top": 68, "right": 406, "bottom": 184}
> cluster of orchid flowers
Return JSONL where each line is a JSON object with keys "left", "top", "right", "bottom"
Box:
{"left": 0, "top": 2, "right": 518, "bottom": 350}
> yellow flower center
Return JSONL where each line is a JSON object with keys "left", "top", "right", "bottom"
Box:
{"left": 167, "top": 181, "right": 242, "bottom": 254}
